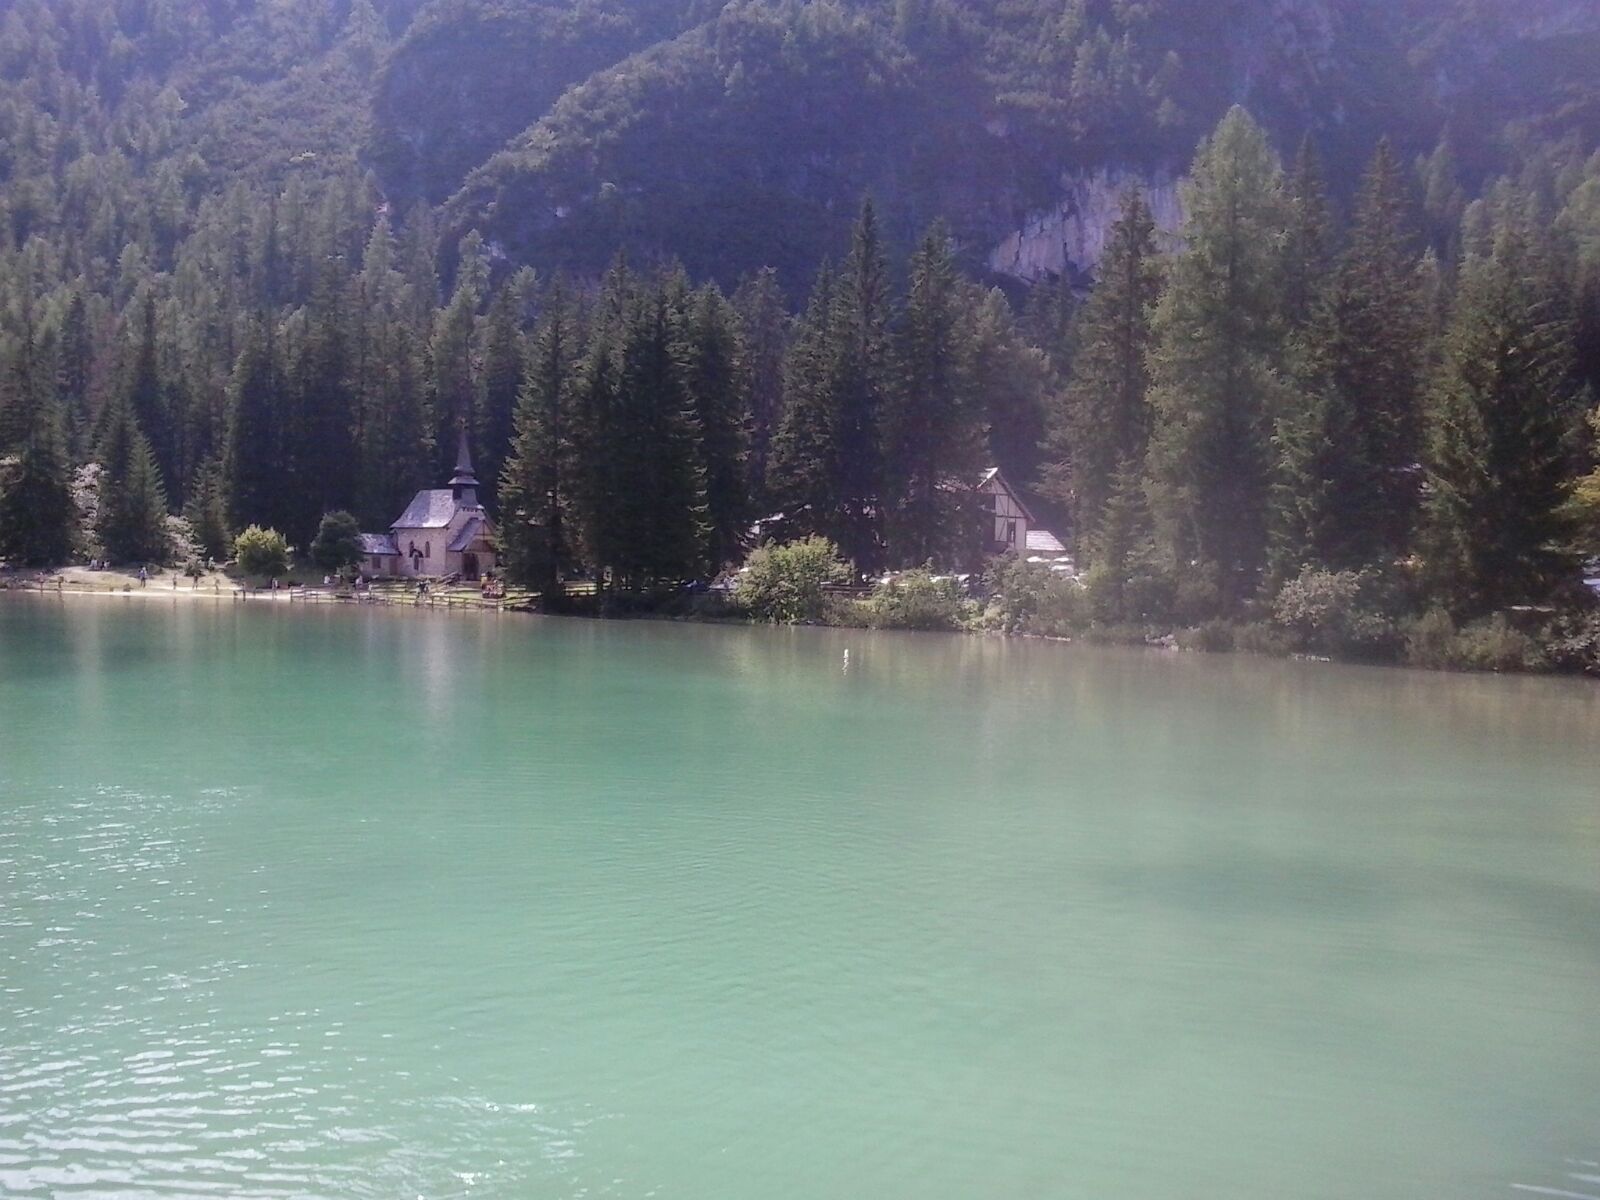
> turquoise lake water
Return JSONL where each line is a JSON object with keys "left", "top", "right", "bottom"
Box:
{"left": 2, "top": 596, "right": 1599, "bottom": 1198}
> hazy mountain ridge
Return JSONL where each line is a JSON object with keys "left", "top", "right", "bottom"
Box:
{"left": 2, "top": 0, "right": 1594, "bottom": 288}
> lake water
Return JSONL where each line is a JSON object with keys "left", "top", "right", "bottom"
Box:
{"left": 2, "top": 597, "right": 1599, "bottom": 1199}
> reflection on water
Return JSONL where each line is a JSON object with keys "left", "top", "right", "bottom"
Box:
{"left": 1, "top": 597, "right": 1598, "bottom": 1199}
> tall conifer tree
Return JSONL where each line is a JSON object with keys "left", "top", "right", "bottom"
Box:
{"left": 1422, "top": 224, "right": 1580, "bottom": 615}
{"left": 501, "top": 284, "right": 577, "bottom": 592}
{"left": 883, "top": 222, "right": 982, "bottom": 567}
{"left": 96, "top": 395, "right": 169, "bottom": 563}
{"left": 0, "top": 394, "right": 74, "bottom": 565}
{"left": 1044, "top": 189, "right": 1162, "bottom": 549}
{"left": 829, "top": 198, "right": 892, "bottom": 570}
{"left": 681, "top": 284, "right": 748, "bottom": 572}
{"left": 1323, "top": 140, "right": 1425, "bottom": 560}
{"left": 1146, "top": 108, "right": 1292, "bottom": 610}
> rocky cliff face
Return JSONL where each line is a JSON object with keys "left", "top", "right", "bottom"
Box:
{"left": 988, "top": 170, "right": 1185, "bottom": 284}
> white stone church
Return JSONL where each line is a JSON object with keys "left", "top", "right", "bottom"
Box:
{"left": 358, "top": 431, "right": 497, "bottom": 580}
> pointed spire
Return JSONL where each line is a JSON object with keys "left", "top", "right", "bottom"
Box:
{"left": 449, "top": 422, "right": 480, "bottom": 506}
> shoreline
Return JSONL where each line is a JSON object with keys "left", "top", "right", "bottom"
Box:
{"left": 10, "top": 576, "right": 1597, "bottom": 683}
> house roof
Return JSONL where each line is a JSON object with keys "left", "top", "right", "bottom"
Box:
{"left": 1025, "top": 528, "right": 1067, "bottom": 555}
{"left": 358, "top": 532, "right": 399, "bottom": 556}
{"left": 392, "top": 489, "right": 458, "bottom": 529}
{"left": 977, "top": 466, "right": 1037, "bottom": 523}
{"left": 447, "top": 515, "right": 491, "bottom": 553}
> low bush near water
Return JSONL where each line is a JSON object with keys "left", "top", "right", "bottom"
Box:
{"left": 985, "top": 557, "right": 1088, "bottom": 635}
{"left": 867, "top": 569, "right": 968, "bottom": 631}
{"left": 736, "top": 537, "right": 850, "bottom": 623}
{"left": 1402, "top": 609, "right": 1548, "bottom": 672}
{"left": 1272, "top": 567, "right": 1398, "bottom": 660}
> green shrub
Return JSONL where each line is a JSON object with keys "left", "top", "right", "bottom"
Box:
{"left": 736, "top": 537, "right": 849, "bottom": 623}
{"left": 309, "top": 511, "right": 364, "bottom": 572}
{"left": 1403, "top": 608, "right": 1458, "bottom": 669}
{"left": 1452, "top": 616, "right": 1546, "bottom": 673}
{"left": 988, "top": 556, "right": 1087, "bottom": 635}
{"left": 1234, "top": 621, "right": 1294, "bottom": 657}
{"left": 1171, "top": 566, "right": 1224, "bottom": 625}
{"left": 234, "top": 525, "right": 291, "bottom": 577}
{"left": 867, "top": 569, "right": 967, "bottom": 631}
{"left": 1540, "top": 609, "right": 1600, "bottom": 675}
{"left": 1177, "top": 618, "right": 1237, "bottom": 653}
{"left": 1403, "top": 609, "right": 1548, "bottom": 672}
{"left": 1082, "top": 623, "right": 1156, "bottom": 647}
{"left": 1273, "top": 567, "right": 1398, "bottom": 659}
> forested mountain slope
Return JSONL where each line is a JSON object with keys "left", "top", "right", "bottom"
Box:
{"left": 4, "top": 0, "right": 1596, "bottom": 288}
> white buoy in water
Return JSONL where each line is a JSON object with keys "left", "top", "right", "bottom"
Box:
{"left": 842, "top": 647, "right": 850, "bottom": 672}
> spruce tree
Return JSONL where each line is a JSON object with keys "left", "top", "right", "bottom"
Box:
{"left": 431, "top": 267, "right": 480, "bottom": 477}
{"left": 1422, "top": 224, "right": 1581, "bottom": 616}
{"left": 125, "top": 292, "right": 174, "bottom": 487}
{"left": 357, "top": 322, "right": 431, "bottom": 527}
{"left": 768, "top": 265, "right": 840, "bottom": 545}
{"left": 970, "top": 287, "right": 1052, "bottom": 489}
{"left": 733, "top": 268, "right": 788, "bottom": 506}
{"left": 285, "top": 267, "right": 357, "bottom": 544}
{"left": 1322, "top": 140, "right": 1425, "bottom": 561}
{"left": 500, "top": 284, "right": 577, "bottom": 592}
{"left": 829, "top": 198, "right": 892, "bottom": 571}
{"left": 476, "top": 270, "right": 535, "bottom": 514}
{"left": 883, "top": 222, "right": 982, "bottom": 567}
{"left": 1146, "top": 108, "right": 1292, "bottom": 611}
{"left": 605, "top": 279, "right": 707, "bottom": 587}
{"left": 184, "top": 458, "right": 231, "bottom": 561}
{"left": 0, "top": 396, "right": 74, "bottom": 566}
{"left": 681, "top": 284, "right": 748, "bottom": 572}
{"left": 224, "top": 318, "right": 284, "bottom": 532}
{"left": 1043, "top": 188, "right": 1162, "bottom": 549}
{"left": 0, "top": 322, "right": 51, "bottom": 452}
{"left": 97, "top": 397, "right": 170, "bottom": 564}
{"left": 1282, "top": 137, "right": 1333, "bottom": 333}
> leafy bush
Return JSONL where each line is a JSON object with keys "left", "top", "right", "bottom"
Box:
{"left": 234, "top": 525, "right": 290, "bottom": 577}
{"left": 867, "top": 569, "right": 968, "bottom": 631}
{"left": 164, "top": 514, "right": 201, "bottom": 565}
{"left": 1273, "top": 567, "right": 1397, "bottom": 659}
{"left": 1452, "top": 616, "right": 1546, "bottom": 673}
{"left": 1082, "top": 623, "right": 1158, "bottom": 647}
{"left": 1403, "top": 608, "right": 1460, "bottom": 669}
{"left": 1177, "top": 618, "right": 1237, "bottom": 653}
{"left": 1171, "top": 566, "right": 1224, "bottom": 626}
{"left": 1234, "top": 621, "right": 1294, "bottom": 657}
{"left": 310, "top": 511, "right": 364, "bottom": 572}
{"left": 1403, "top": 609, "right": 1547, "bottom": 672}
{"left": 987, "top": 557, "right": 1087, "bottom": 635}
{"left": 1540, "top": 609, "right": 1600, "bottom": 675}
{"left": 736, "top": 537, "right": 849, "bottom": 623}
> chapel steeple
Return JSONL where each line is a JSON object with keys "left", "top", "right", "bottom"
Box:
{"left": 449, "top": 425, "right": 480, "bottom": 508}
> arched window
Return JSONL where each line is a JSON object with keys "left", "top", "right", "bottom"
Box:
{"left": 425, "top": 541, "right": 431, "bottom": 559}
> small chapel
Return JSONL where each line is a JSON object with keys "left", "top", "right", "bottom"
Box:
{"left": 358, "top": 430, "right": 498, "bottom": 580}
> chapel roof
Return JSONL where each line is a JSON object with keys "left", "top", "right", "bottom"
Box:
{"left": 392, "top": 489, "right": 459, "bottom": 530}
{"left": 447, "top": 515, "right": 491, "bottom": 553}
